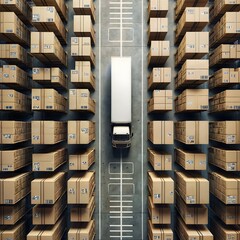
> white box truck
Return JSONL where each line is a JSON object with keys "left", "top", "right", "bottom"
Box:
{"left": 111, "top": 57, "right": 132, "bottom": 148}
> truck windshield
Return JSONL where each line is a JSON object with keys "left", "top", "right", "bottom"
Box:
{"left": 113, "top": 134, "right": 130, "bottom": 141}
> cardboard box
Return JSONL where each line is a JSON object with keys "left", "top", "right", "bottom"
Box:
{"left": 68, "top": 220, "right": 95, "bottom": 240}
{"left": 32, "top": 88, "right": 67, "bottom": 112}
{"left": 31, "top": 32, "right": 67, "bottom": 66}
{"left": 209, "top": 121, "right": 240, "bottom": 144}
{"left": 69, "top": 148, "right": 95, "bottom": 170}
{"left": 148, "top": 196, "right": 171, "bottom": 224}
{"left": 32, "top": 67, "right": 67, "bottom": 89}
{"left": 210, "top": 90, "right": 240, "bottom": 112}
{"left": 148, "top": 148, "right": 172, "bottom": 171}
{"left": 148, "top": 40, "right": 170, "bottom": 66}
{"left": 175, "top": 59, "right": 209, "bottom": 89}
{"left": 0, "top": 221, "right": 26, "bottom": 240}
{"left": 148, "top": 171, "right": 174, "bottom": 204}
{"left": 148, "top": 0, "right": 168, "bottom": 18}
{"left": 32, "top": 6, "right": 67, "bottom": 44}
{"left": 175, "top": 148, "right": 207, "bottom": 170}
{"left": 148, "top": 221, "right": 173, "bottom": 240}
{"left": 0, "top": 12, "right": 30, "bottom": 46}
{"left": 70, "top": 195, "right": 95, "bottom": 222}
{"left": 0, "top": 147, "right": 32, "bottom": 171}
{"left": 148, "top": 90, "right": 173, "bottom": 112}
{"left": 175, "top": 191, "right": 208, "bottom": 225}
{"left": 0, "top": 173, "right": 32, "bottom": 204}
{"left": 148, "top": 67, "right": 171, "bottom": 89}
{"left": 69, "top": 89, "right": 95, "bottom": 113}
{"left": 148, "top": 121, "right": 174, "bottom": 144}
{"left": 0, "top": 121, "right": 31, "bottom": 144}
{"left": 209, "top": 147, "right": 240, "bottom": 171}
{"left": 68, "top": 121, "right": 95, "bottom": 144}
{"left": 31, "top": 172, "right": 65, "bottom": 205}
{"left": 73, "top": 0, "right": 96, "bottom": 22}
{"left": 71, "top": 61, "right": 96, "bottom": 90}
{"left": 68, "top": 171, "right": 95, "bottom": 204}
{"left": 71, "top": 37, "right": 95, "bottom": 67}
{"left": 209, "top": 171, "right": 240, "bottom": 204}
{"left": 175, "top": 121, "right": 209, "bottom": 144}
{"left": 32, "top": 194, "right": 66, "bottom": 225}
{"left": 176, "top": 217, "right": 213, "bottom": 240}
{"left": 74, "top": 15, "right": 95, "bottom": 45}
{"left": 27, "top": 216, "right": 66, "bottom": 240}
{"left": 32, "top": 148, "right": 66, "bottom": 172}
{"left": 175, "top": 89, "right": 209, "bottom": 112}
{"left": 148, "top": 18, "right": 168, "bottom": 43}
{"left": 0, "top": 198, "right": 28, "bottom": 225}
{"left": 31, "top": 121, "right": 67, "bottom": 144}
{"left": 175, "top": 171, "right": 209, "bottom": 204}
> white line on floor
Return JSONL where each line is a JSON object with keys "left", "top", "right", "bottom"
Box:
{"left": 120, "top": 151, "right": 123, "bottom": 239}
{"left": 110, "top": 12, "right": 133, "bottom": 15}
{"left": 110, "top": 6, "right": 133, "bottom": 9}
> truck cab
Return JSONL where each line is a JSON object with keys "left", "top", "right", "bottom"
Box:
{"left": 112, "top": 126, "right": 131, "bottom": 148}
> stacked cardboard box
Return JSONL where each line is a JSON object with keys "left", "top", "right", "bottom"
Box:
{"left": 32, "top": 6, "right": 67, "bottom": 45}
{"left": 32, "top": 194, "right": 66, "bottom": 225}
{"left": 148, "top": 121, "right": 174, "bottom": 144}
{"left": 148, "top": 67, "right": 171, "bottom": 89}
{"left": 175, "top": 89, "right": 209, "bottom": 112}
{"left": 148, "top": 0, "right": 168, "bottom": 18}
{"left": 74, "top": 15, "right": 95, "bottom": 45}
{"left": 27, "top": 216, "right": 66, "bottom": 240}
{"left": 148, "top": 196, "right": 171, "bottom": 224}
{"left": 0, "top": 89, "right": 30, "bottom": 112}
{"left": 71, "top": 61, "right": 95, "bottom": 89}
{"left": 175, "top": 171, "right": 209, "bottom": 204}
{"left": 70, "top": 195, "right": 95, "bottom": 222}
{"left": 0, "top": 173, "right": 32, "bottom": 204}
{"left": 71, "top": 37, "right": 95, "bottom": 67}
{"left": 175, "top": 191, "right": 208, "bottom": 225}
{"left": 32, "top": 148, "right": 66, "bottom": 172}
{"left": 0, "top": 147, "right": 32, "bottom": 171}
{"left": 73, "top": 0, "right": 96, "bottom": 22}
{"left": 175, "top": 32, "right": 209, "bottom": 66}
{"left": 69, "top": 148, "right": 95, "bottom": 170}
{"left": 32, "top": 67, "right": 67, "bottom": 89}
{"left": 148, "top": 221, "right": 173, "bottom": 240}
{"left": 32, "top": 0, "right": 68, "bottom": 22}
{"left": 209, "top": 67, "right": 240, "bottom": 88}
{"left": 31, "top": 121, "right": 67, "bottom": 145}
{"left": 148, "top": 40, "right": 170, "bottom": 66}
{"left": 31, "top": 32, "right": 67, "bottom": 66}
{"left": 148, "top": 148, "right": 172, "bottom": 171}
{"left": 0, "top": 121, "right": 31, "bottom": 144}
{"left": 0, "top": 12, "right": 30, "bottom": 46}
{"left": 175, "top": 7, "right": 209, "bottom": 44}
{"left": 0, "top": 0, "right": 32, "bottom": 25}
{"left": 175, "top": 59, "right": 209, "bottom": 89}
{"left": 68, "top": 220, "right": 95, "bottom": 239}
{"left": 209, "top": 172, "right": 240, "bottom": 204}
{"left": 32, "top": 88, "right": 67, "bottom": 112}
{"left": 0, "top": 221, "right": 26, "bottom": 240}
{"left": 148, "top": 90, "right": 172, "bottom": 112}
{"left": 210, "top": 90, "right": 240, "bottom": 112}
{"left": 175, "top": 121, "right": 209, "bottom": 144}
{"left": 31, "top": 172, "right": 65, "bottom": 205}
{"left": 210, "top": 12, "right": 240, "bottom": 47}
{"left": 0, "top": 65, "right": 30, "bottom": 89}
{"left": 175, "top": 0, "right": 208, "bottom": 21}
{"left": 0, "top": 44, "right": 32, "bottom": 68}
{"left": 68, "top": 121, "right": 95, "bottom": 144}
{"left": 69, "top": 89, "right": 95, "bottom": 113}
{"left": 148, "top": 171, "right": 174, "bottom": 204}
{"left": 0, "top": 198, "right": 28, "bottom": 225}
{"left": 67, "top": 171, "right": 95, "bottom": 204}
{"left": 209, "top": 44, "right": 240, "bottom": 67}
{"left": 209, "top": 147, "right": 240, "bottom": 171}
{"left": 176, "top": 217, "right": 213, "bottom": 240}
{"left": 148, "top": 18, "right": 168, "bottom": 43}
{"left": 175, "top": 148, "right": 207, "bottom": 170}
{"left": 209, "top": 121, "right": 240, "bottom": 144}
